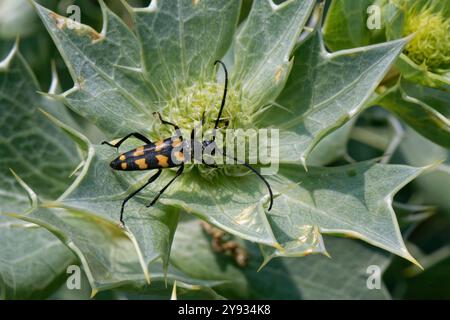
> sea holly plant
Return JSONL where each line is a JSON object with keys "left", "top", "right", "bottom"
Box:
{"left": 0, "top": 43, "right": 79, "bottom": 299}
{"left": 0, "top": 0, "right": 447, "bottom": 299}
{"left": 0, "top": 47, "right": 225, "bottom": 298}
{"left": 323, "top": 0, "right": 450, "bottom": 148}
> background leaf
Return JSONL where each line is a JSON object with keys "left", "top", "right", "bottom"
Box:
{"left": 170, "top": 218, "right": 391, "bottom": 299}
{"left": 12, "top": 112, "right": 181, "bottom": 294}
{"left": 232, "top": 0, "right": 315, "bottom": 108}
{"left": 33, "top": 1, "right": 155, "bottom": 137}
{"left": 263, "top": 162, "right": 422, "bottom": 265}
{"left": 13, "top": 205, "right": 150, "bottom": 296}
{"left": 398, "top": 127, "right": 450, "bottom": 212}
{"left": 395, "top": 54, "right": 450, "bottom": 91}
{"left": 0, "top": 215, "right": 75, "bottom": 299}
{"left": 0, "top": 46, "right": 77, "bottom": 299}
{"left": 0, "top": 45, "right": 77, "bottom": 211}
{"left": 378, "top": 82, "right": 450, "bottom": 149}
{"left": 132, "top": 0, "right": 241, "bottom": 98}
{"left": 322, "top": 0, "right": 375, "bottom": 51}
{"left": 257, "top": 29, "right": 407, "bottom": 165}
{"left": 0, "top": 0, "right": 39, "bottom": 39}
{"left": 61, "top": 143, "right": 180, "bottom": 273}
{"left": 306, "top": 119, "right": 354, "bottom": 166}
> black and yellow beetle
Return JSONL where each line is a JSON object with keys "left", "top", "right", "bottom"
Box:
{"left": 102, "top": 61, "right": 273, "bottom": 226}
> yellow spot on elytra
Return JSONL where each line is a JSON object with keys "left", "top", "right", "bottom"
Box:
{"left": 133, "top": 146, "right": 145, "bottom": 157}
{"left": 156, "top": 155, "right": 169, "bottom": 168}
{"left": 135, "top": 158, "right": 148, "bottom": 169}
{"left": 193, "top": 0, "right": 200, "bottom": 5}
{"left": 119, "top": 155, "right": 126, "bottom": 161}
{"left": 155, "top": 140, "right": 165, "bottom": 151}
{"left": 121, "top": 162, "right": 127, "bottom": 170}
{"left": 174, "top": 151, "right": 185, "bottom": 162}
{"left": 171, "top": 138, "right": 182, "bottom": 148}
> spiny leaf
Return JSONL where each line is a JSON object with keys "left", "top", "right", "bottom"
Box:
{"left": 31, "top": 0, "right": 278, "bottom": 287}
{"left": 0, "top": 44, "right": 77, "bottom": 211}
{"left": 0, "top": 45, "right": 77, "bottom": 299}
{"left": 61, "top": 145, "right": 180, "bottom": 272}
{"left": 11, "top": 205, "right": 150, "bottom": 297}
{"left": 33, "top": 1, "right": 155, "bottom": 137}
{"left": 170, "top": 218, "right": 391, "bottom": 299}
{"left": 45, "top": 245, "right": 225, "bottom": 300}
{"left": 378, "top": 81, "right": 450, "bottom": 149}
{"left": 396, "top": 54, "right": 450, "bottom": 91}
{"left": 110, "top": 263, "right": 227, "bottom": 300}
{"left": 0, "top": 214, "right": 76, "bottom": 299}
{"left": 322, "top": 0, "right": 375, "bottom": 51}
{"left": 33, "top": 0, "right": 242, "bottom": 138}
{"left": 28, "top": 111, "right": 180, "bottom": 292}
{"left": 257, "top": 28, "right": 407, "bottom": 166}
{"left": 232, "top": 0, "right": 315, "bottom": 108}
{"left": 132, "top": 0, "right": 241, "bottom": 98}
{"left": 80, "top": 141, "right": 278, "bottom": 248}
{"left": 306, "top": 120, "right": 354, "bottom": 166}
{"left": 158, "top": 165, "right": 279, "bottom": 247}
{"left": 323, "top": 0, "right": 450, "bottom": 90}
{"left": 264, "top": 161, "right": 424, "bottom": 266}
{"left": 399, "top": 127, "right": 450, "bottom": 213}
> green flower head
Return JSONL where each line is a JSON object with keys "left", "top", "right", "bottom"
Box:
{"left": 397, "top": 0, "right": 450, "bottom": 70}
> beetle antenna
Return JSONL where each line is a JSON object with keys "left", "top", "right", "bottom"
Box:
{"left": 235, "top": 157, "right": 273, "bottom": 211}
{"left": 222, "top": 152, "right": 273, "bottom": 211}
{"left": 211, "top": 61, "right": 273, "bottom": 210}
{"left": 213, "top": 60, "right": 228, "bottom": 139}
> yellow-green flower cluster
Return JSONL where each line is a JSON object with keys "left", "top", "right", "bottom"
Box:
{"left": 400, "top": 1, "right": 450, "bottom": 70}
{"left": 156, "top": 82, "right": 248, "bottom": 138}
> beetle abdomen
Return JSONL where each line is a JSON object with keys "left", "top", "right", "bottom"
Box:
{"left": 109, "top": 137, "right": 184, "bottom": 171}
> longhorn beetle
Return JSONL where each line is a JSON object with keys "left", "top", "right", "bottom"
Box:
{"left": 102, "top": 60, "right": 274, "bottom": 226}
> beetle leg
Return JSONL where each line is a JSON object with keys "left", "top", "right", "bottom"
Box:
{"left": 102, "top": 132, "right": 152, "bottom": 149}
{"left": 146, "top": 163, "right": 184, "bottom": 207}
{"left": 217, "top": 148, "right": 274, "bottom": 211}
{"left": 119, "top": 169, "right": 162, "bottom": 226}
{"left": 153, "top": 112, "right": 182, "bottom": 139}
